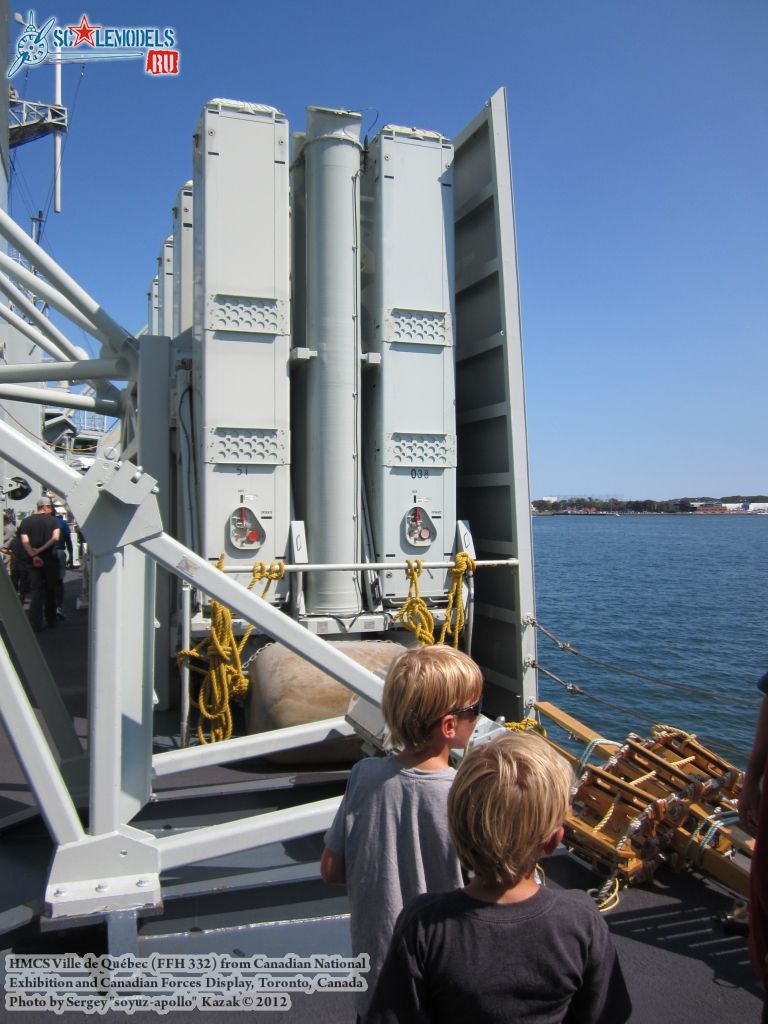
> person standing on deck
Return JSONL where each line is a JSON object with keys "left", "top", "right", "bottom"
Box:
{"left": 1, "top": 510, "right": 14, "bottom": 564}
{"left": 737, "top": 669, "right": 768, "bottom": 1023}
{"left": 53, "top": 509, "right": 73, "bottom": 618}
{"left": 18, "top": 498, "right": 60, "bottom": 632}
{"left": 6, "top": 525, "right": 29, "bottom": 603}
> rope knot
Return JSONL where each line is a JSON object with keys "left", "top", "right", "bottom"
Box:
{"left": 177, "top": 555, "right": 286, "bottom": 744}
{"left": 395, "top": 559, "right": 435, "bottom": 646}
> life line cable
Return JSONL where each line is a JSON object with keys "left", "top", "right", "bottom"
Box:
{"left": 532, "top": 660, "right": 749, "bottom": 760}
{"left": 527, "top": 616, "right": 759, "bottom": 708}
{"left": 176, "top": 557, "right": 285, "bottom": 744}
{"left": 2, "top": 404, "right": 99, "bottom": 452}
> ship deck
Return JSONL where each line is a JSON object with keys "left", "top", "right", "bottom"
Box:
{"left": 0, "top": 573, "right": 763, "bottom": 1023}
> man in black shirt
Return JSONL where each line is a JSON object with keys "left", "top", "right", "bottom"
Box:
{"left": 19, "top": 498, "right": 60, "bottom": 631}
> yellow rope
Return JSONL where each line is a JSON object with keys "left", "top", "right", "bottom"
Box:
{"left": 505, "top": 718, "right": 542, "bottom": 733}
{"left": 176, "top": 557, "right": 285, "bottom": 744}
{"left": 394, "top": 559, "right": 436, "bottom": 646}
{"left": 630, "top": 769, "right": 657, "bottom": 787}
{"left": 438, "top": 551, "right": 476, "bottom": 647}
{"left": 593, "top": 793, "right": 621, "bottom": 833}
{"left": 395, "top": 552, "right": 476, "bottom": 647}
{"left": 671, "top": 755, "right": 696, "bottom": 768}
{"left": 588, "top": 876, "right": 621, "bottom": 913}
{"left": 651, "top": 723, "right": 697, "bottom": 743}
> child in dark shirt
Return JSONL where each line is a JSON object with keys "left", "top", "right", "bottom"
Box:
{"left": 366, "top": 731, "right": 631, "bottom": 1024}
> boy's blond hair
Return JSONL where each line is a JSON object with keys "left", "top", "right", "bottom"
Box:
{"left": 382, "top": 646, "right": 483, "bottom": 751}
{"left": 448, "top": 732, "right": 574, "bottom": 886}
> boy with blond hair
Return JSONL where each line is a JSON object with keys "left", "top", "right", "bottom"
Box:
{"left": 321, "top": 645, "right": 483, "bottom": 1020}
{"left": 366, "top": 731, "right": 631, "bottom": 1023}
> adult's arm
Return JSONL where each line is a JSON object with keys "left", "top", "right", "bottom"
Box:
{"left": 738, "top": 694, "right": 768, "bottom": 836}
{"left": 22, "top": 526, "right": 60, "bottom": 558}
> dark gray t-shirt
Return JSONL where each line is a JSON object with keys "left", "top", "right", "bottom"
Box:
{"left": 324, "top": 755, "right": 463, "bottom": 1015}
{"left": 366, "top": 887, "right": 631, "bottom": 1024}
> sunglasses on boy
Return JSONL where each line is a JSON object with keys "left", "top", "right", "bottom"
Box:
{"left": 450, "top": 697, "right": 483, "bottom": 720}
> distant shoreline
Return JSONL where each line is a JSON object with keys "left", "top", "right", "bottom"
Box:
{"left": 533, "top": 510, "right": 767, "bottom": 517}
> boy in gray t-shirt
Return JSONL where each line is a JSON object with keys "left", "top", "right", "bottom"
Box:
{"left": 321, "top": 646, "right": 483, "bottom": 1018}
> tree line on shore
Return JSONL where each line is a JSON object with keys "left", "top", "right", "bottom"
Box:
{"left": 532, "top": 495, "right": 768, "bottom": 514}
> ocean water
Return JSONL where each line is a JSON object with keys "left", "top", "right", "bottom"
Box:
{"left": 531, "top": 514, "right": 768, "bottom": 767}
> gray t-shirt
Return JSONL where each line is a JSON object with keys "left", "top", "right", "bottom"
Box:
{"left": 324, "top": 755, "right": 463, "bottom": 1015}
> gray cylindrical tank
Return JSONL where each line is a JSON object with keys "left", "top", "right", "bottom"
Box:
{"left": 304, "top": 106, "right": 363, "bottom": 615}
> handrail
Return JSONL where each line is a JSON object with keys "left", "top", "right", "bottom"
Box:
{"left": 217, "top": 557, "right": 518, "bottom": 573}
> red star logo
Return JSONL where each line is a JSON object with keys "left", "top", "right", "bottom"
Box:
{"left": 67, "top": 14, "right": 101, "bottom": 47}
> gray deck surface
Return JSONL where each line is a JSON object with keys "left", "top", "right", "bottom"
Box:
{"left": 0, "top": 572, "right": 763, "bottom": 1022}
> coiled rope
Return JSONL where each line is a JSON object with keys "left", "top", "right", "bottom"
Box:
{"left": 395, "top": 551, "right": 476, "bottom": 647}
{"left": 651, "top": 723, "right": 696, "bottom": 743}
{"left": 177, "top": 557, "right": 285, "bottom": 744}
{"left": 438, "top": 551, "right": 476, "bottom": 647}
{"left": 683, "top": 809, "right": 740, "bottom": 867}
{"left": 505, "top": 717, "right": 542, "bottom": 734}
{"left": 577, "top": 736, "right": 622, "bottom": 775}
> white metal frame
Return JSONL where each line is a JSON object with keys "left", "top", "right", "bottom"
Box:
{"left": 0, "top": 212, "right": 385, "bottom": 931}
{"left": 0, "top": 417, "right": 383, "bottom": 921}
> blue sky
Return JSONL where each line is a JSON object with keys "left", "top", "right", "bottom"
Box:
{"left": 7, "top": 0, "right": 767, "bottom": 500}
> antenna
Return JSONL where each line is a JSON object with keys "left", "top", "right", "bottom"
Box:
{"left": 7, "top": 17, "right": 68, "bottom": 212}
{"left": 54, "top": 42, "right": 62, "bottom": 212}
{"left": 31, "top": 209, "right": 44, "bottom": 243}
